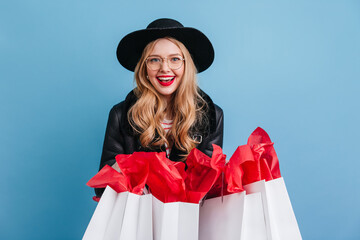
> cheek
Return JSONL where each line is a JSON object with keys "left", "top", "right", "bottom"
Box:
{"left": 175, "top": 67, "right": 184, "bottom": 78}
{"left": 149, "top": 77, "right": 158, "bottom": 88}
{"left": 147, "top": 69, "right": 157, "bottom": 78}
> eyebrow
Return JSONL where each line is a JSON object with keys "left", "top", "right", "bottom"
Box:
{"left": 148, "top": 53, "right": 183, "bottom": 58}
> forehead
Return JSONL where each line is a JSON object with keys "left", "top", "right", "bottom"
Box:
{"left": 150, "top": 38, "right": 182, "bottom": 56}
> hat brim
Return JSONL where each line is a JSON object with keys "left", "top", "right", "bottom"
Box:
{"left": 116, "top": 27, "right": 214, "bottom": 73}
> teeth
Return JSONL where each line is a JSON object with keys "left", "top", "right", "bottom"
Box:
{"left": 157, "top": 77, "right": 174, "bottom": 81}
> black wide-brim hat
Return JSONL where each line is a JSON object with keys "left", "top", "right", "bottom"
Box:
{"left": 116, "top": 18, "right": 214, "bottom": 73}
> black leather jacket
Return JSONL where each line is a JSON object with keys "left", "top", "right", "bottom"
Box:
{"left": 95, "top": 89, "right": 224, "bottom": 197}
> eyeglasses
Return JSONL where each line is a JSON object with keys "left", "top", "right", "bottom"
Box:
{"left": 145, "top": 56, "right": 185, "bottom": 70}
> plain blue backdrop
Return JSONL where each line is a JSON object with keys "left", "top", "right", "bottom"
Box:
{"left": 1, "top": 0, "right": 359, "bottom": 239}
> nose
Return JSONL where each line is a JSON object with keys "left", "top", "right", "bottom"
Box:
{"left": 160, "top": 58, "right": 171, "bottom": 72}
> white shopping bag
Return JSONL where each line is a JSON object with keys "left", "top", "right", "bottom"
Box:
{"left": 152, "top": 196, "right": 199, "bottom": 240}
{"left": 199, "top": 191, "right": 246, "bottom": 240}
{"left": 244, "top": 177, "right": 302, "bottom": 240}
{"left": 102, "top": 191, "right": 129, "bottom": 240}
{"left": 241, "top": 192, "right": 267, "bottom": 240}
{"left": 199, "top": 191, "right": 267, "bottom": 240}
{"left": 103, "top": 192, "right": 152, "bottom": 240}
{"left": 136, "top": 193, "right": 153, "bottom": 240}
{"left": 83, "top": 186, "right": 153, "bottom": 240}
{"left": 83, "top": 186, "right": 118, "bottom": 240}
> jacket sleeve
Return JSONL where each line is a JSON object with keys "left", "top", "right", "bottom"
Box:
{"left": 197, "top": 104, "right": 224, "bottom": 157}
{"left": 95, "top": 103, "right": 126, "bottom": 197}
{"left": 99, "top": 104, "right": 126, "bottom": 169}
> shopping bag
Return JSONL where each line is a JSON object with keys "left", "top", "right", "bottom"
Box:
{"left": 83, "top": 187, "right": 152, "bottom": 240}
{"left": 83, "top": 185, "right": 118, "bottom": 240}
{"left": 84, "top": 155, "right": 152, "bottom": 240}
{"left": 199, "top": 127, "right": 301, "bottom": 240}
{"left": 105, "top": 153, "right": 152, "bottom": 240}
{"left": 199, "top": 143, "right": 268, "bottom": 240}
{"left": 145, "top": 152, "right": 200, "bottom": 240}
{"left": 199, "top": 191, "right": 246, "bottom": 240}
{"left": 152, "top": 195, "right": 199, "bottom": 240}
{"left": 241, "top": 192, "right": 267, "bottom": 240}
{"left": 147, "top": 146, "right": 225, "bottom": 240}
{"left": 199, "top": 145, "right": 246, "bottom": 240}
{"left": 137, "top": 193, "right": 153, "bottom": 240}
{"left": 242, "top": 127, "right": 301, "bottom": 240}
{"left": 244, "top": 178, "right": 302, "bottom": 240}
{"left": 199, "top": 191, "right": 268, "bottom": 240}
{"left": 102, "top": 191, "right": 152, "bottom": 240}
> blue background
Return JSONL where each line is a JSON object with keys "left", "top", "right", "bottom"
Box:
{"left": 1, "top": 0, "right": 359, "bottom": 239}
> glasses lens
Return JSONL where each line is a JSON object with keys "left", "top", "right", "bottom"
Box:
{"left": 146, "top": 57, "right": 161, "bottom": 70}
{"left": 168, "top": 57, "right": 183, "bottom": 70}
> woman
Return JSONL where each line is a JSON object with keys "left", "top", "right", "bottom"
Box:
{"left": 95, "top": 18, "right": 224, "bottom": 197}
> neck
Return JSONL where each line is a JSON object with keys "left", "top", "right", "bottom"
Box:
{"left": 162, "top": 95, "right": 174, "bottom": 119}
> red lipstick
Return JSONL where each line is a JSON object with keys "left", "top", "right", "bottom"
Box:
{"left": 156, "top": 75, "right": 175, "bottom": 86}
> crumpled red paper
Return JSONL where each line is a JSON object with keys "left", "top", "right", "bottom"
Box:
{"left": 87, "top": 127, "right": 280, "bottom": 203}
{"left": 184, "top": 144, "right": 226, "bottom": 203}
{"left": 196, "top": 145, "right": 227, "bottom": 199}
{"left": 115, "top": 153, "right": 149, "bottom": 195}
{"left": 127, "top": 145, "right": 226, "bottom": 203}
{"left": 242, "top": 127, "right": 281, "bottom": 185}
{"left": 87, "top": 165, "right": 128, "bottom": 193}
{"left": 207, "top": 127, "right": 282, "bottom": 197}
{"left": 225, "top": 144, "right": 255, "bottom": 193}
{"left": 86, "top": 153, "right": 150, "bottom": 200}
{"left": 145, "top": 152, "right": 187, "bottom": 203}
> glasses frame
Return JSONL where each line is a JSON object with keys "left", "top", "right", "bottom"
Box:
{"left": 145, "top": 56, "right": 185, "bottom": 71}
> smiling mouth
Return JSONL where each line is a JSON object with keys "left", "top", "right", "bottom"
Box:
{"left": 156, "top": 76, "right": 175, "bottom": 86}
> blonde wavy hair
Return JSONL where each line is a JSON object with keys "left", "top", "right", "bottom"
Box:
{"left": 128, "top": 37, "right": 208, "bottom": 159}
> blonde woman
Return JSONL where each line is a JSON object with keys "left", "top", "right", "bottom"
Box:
{"left": 95, "top": 18, "right": 223, "bottom": 197}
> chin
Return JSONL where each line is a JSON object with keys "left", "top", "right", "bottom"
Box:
{"left": 159, "top": 91, "right": 175, "bottom": 97}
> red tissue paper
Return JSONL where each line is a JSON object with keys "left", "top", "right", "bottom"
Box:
{"left": 207, "top": 127, "right": 282, "bottom": 198}
{"left": 242, "top": 127, "right": 281, "bottom": 185}
{"left": 87, "top": 146, "right": 226, "bottom": 204}
{"left": 86, "top": 127, "right": 281, "bottom": 203}
{"left": 184, "top": 145, "right": 226, "bottom": 203}
{"left": 115, "top": 153, "right": 149, "bottom": 195}
{"left": 86, "top": 153, "right": 150, "bottom": 201}
{"left": 87, "top": 165, "right": 128, "bottom": 193}
{"left": 145, "top": 152, "right": 187, "bottom": 203}
{"left": 145, "top": 145, "right": 226, "bottom": 203}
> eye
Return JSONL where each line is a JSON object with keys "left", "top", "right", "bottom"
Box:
{"left": 170, "top": 57, "right": 181, "bottom": 62}
{"left": 148, "top": 57, "right": 161, "bottom": 63}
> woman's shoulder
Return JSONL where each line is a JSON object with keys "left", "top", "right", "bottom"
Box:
{"left": 106, "top": 90, "right": 138, "bottom": 134}
{"left": 213, "top": 103, "right": 223, "bottom": 118}
{"left": 197, "top": 88, "right": 223, "bottom": 132}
